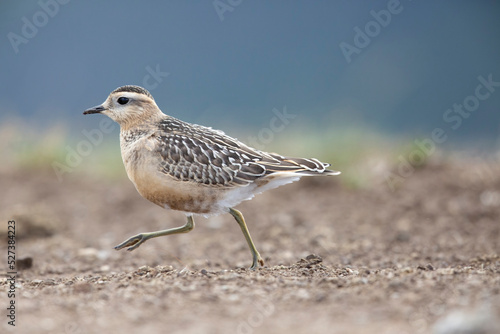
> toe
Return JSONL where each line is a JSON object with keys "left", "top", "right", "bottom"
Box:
{"left": 114, "top": 234, "right": 143, "bottom": 250}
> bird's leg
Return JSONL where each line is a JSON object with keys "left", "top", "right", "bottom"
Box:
{"left": 229, "top": 208, "right": 264, "bottom": 270}
{"left": 114, "top": 215, "right": 195, "bottom": 252}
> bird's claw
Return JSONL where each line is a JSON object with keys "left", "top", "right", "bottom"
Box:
{"left": 249, "top": 255, "right": 265, "bottom": 270}
{"left": 114, "top": 234, "right": 147, "bottom": 251}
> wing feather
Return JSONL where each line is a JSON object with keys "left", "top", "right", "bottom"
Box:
{"left": 150, "top": 116, "right": 339, "bottom": 187}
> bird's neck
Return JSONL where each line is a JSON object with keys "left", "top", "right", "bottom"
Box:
{"left": 119, "top": 108, "right": 166, "bottom": 131}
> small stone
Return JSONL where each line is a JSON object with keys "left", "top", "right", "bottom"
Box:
{"left": 16, "top": 257, "right": 33, "bottom": 270}
{"left": 177, "top": 266, "right": 189, "bottom": 277}
{"left": 77, "top": 248, "right": 99, "bottom": 259}
{"left": 306, "top": 254, "right": 321, "bottom": 261}
{"left": 305, "top": 254, "right": 323, "bottom": 264}
{"left": 73, "top": 282, "right": 92, "bottom": 293}
{"left": 417, "top": 263, "right": 435, "bottom": 271}
{"left": 395, "top": 231, "right": 410, "bottom": 242}
{"left": 98, "top": 265, "right": 110, "bottom": 272}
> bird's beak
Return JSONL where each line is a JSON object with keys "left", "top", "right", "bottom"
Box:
{"left": 83, "top": 105, "right": 106, "bottom": 115}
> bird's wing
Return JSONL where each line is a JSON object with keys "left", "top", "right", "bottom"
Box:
{"left": 148, "top": 118, "right": 269, "bottom": 187}
{"left": 148, "top": 117, "right": 339, "bottom": 187}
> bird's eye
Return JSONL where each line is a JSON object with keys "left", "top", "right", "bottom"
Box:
{"left": 117, "top": 97, "right": 129, "bottom": 105}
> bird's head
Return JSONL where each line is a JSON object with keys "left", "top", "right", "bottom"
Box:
{"left": 83, "top": 85, "right": 162, "bottom": 127}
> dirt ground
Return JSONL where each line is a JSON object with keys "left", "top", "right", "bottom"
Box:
{"left": 1, "top": 158, "right": 499, "bottom": 334}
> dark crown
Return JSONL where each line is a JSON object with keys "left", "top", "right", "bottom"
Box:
{"left": 111, "top": 85, "right": 153, "bottom": 100}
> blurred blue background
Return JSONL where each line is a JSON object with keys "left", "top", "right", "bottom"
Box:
{"left": 1, "top": 0, "right": 499, "bottom": 149}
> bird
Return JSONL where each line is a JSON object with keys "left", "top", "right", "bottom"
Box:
{"left": 83, "top": 85, "right": 340, "bottom": 269}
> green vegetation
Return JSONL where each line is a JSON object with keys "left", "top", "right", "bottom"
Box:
{"left": 1, "top": 120, "right": 416, "bottom": 188}
{"left": 224, "top": 122, "right": 408, "bottom": 189}
{"left": 1, "top": 120, "right": 125, "bottom": 181}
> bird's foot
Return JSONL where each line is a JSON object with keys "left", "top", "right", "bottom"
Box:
{"left": 114, "top": 233, "right": 149, "bottom": 251}
{"left": 249, "top": 255, "right": 265, "bottom": 270}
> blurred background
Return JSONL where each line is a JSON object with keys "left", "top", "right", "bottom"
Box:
{"left": 2, "top": 4, "right": 500, "bottom": 333}
{"left": 1, "top": 0, "right": 499, "bottom": 183}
